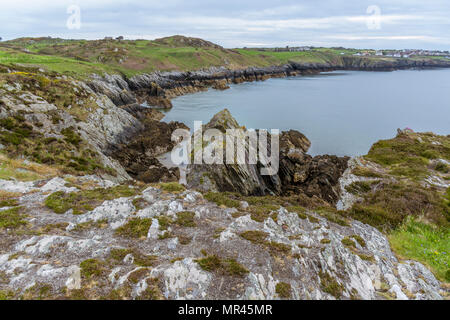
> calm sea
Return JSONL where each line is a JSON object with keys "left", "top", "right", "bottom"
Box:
{"left": 162, "top": 69, "right": 450, "bottom": 156}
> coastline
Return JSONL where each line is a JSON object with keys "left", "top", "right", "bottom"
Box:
{"left": 88, "top": 57, "right": 450, "bottom": 109}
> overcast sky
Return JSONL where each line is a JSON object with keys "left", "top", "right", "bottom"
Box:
{"left": 1, "top": 0, "right": 449, "bottom": 50}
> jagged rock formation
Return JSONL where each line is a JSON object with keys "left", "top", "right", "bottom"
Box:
{"left": 0, "top": 176, "right": 445, "bottom": 300}
{"left": 186, "top": 110, "right": 349, "bottom": 204}
{"left": 107, "top": 105, "right": 188, "bottom": 183}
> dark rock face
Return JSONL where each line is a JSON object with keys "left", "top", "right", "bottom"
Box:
{"left": 108, "top": 105, "right": 188, "bottom": 183}
{"left": 187, "top": 110, "right": 349, "bottom": 204}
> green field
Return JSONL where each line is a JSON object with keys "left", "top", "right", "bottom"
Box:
{"left": 0, "top": 36, "right": 407, "bottom": 78}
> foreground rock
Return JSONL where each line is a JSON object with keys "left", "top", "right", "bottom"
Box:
{"left": 187, "top": 110, "right": 349, "bottom": 204}
{"left": 0, "top": 176, "right": 445, "bottom": 300}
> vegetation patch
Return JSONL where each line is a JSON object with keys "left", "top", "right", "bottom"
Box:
{"left": 319, "top": 270, "right": 344, "bottom": 299}
{"left": 45, "top": 185, "right": 138, "bottom": 214}
{"left": 196, "top": 254, "right": 249, "bottom": 277}
{"left": 204, "top": 192, "right": 240, "bottom": 208}
{"left": 0, "top": 199, "right": 19, "bottom": 208}
{"left": 275, "top": 282, "right": 292, "bottom": 299}
{"left": 352, "top": 166, "right": 383, "bottom": 178}
{"left": 345, "top": 182, "right": 449, "bottom": 231}
{"left": 345, "top": 181, "right": 376, "bottom": 195}
{"left": 0, "top": 115, "right": 113, "bottom": 176}
{"left": 159, "top": 182, "right": 185, "bottom": 193}
{"left": 80, "top": 259, "right": 107, "bottom": 279}
{"left": 110, "top": 248, "right": 158, "bottom": 267}
{"left": 176, "top": 211, "right": 196, "bottom": 227}
{"left": 389, "top": 217, "right": 450, "bottom": 282}
{"left": 137, "top": 278, "right": 164, "bottom": 300}
{"left": 365, "top": 132, "right": 450, "bottom": 180}
{"left": 115, "top": 218, "right": 152, "bottom": 239}
{"left": 0, "top": 206, "right": 27, "bottom": 229}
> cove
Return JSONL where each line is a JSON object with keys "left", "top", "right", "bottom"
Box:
{"left": 162, "top": 69, "right": 450, "bottom": 157}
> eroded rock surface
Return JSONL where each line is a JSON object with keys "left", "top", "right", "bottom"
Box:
{"left": 0, "top": 176, "right": 445, "bottom": 300}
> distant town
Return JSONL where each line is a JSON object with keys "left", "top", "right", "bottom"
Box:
{"left": 245, "top": 45, "right": 450, "bottom": 59}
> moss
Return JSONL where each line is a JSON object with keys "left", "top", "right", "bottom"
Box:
{"left": 0, "top": 290, "right": 14, "bottom": 300}
{"left": 435, "top": 162, "right": 449, "bottom": 173}
{"left": 321, "top": 239, "right": 331, "bottom": 244}
{"left": 137, "top": 278, "right": 164, "bottom": 300}
{"left": 352, "top": 167, "right": 383, "bottom": 178}
{"left": 157, "top": 216, "right": 173, "bottom": 231}
{"left": 178, "top": 235, "right": 192, "bottom": 245}
{"left": 275, "top": 282, "right": 292, "bottom": 299}
{"left": 356, "top": 253, "right": 375, "bottom": 262}
{"left": 73, "top": 219, "right": 108, "bottom": 231}
{"left": 159, "top": 182, "right": 185, "bottom": 193}
{"left": 22, "top": 283, "right": 53, "bottom": 300}
{"left": 61, "top": 127, "right": 82, "bottom": 146}
{"left": 176, "top": 211, "right": 196, "bottom": 227}
{"left": 110, "top": 248, "right": 158, "bottom": 267}
{"left": 213, "top": 227, "right": 226, "bottom": 239}
{"left": 196, "top": 254, "right": 249, "bottom": 277}
{"left": 315, "top": 207, "right": 350, "bottom": 227}
{"left": 0, "top": 206, "right": 27, "bottom": 229}
{"left": 45, "top": 185, "right": 138, "bottom": 215}
{"left": 351, "top": 235, "right": 366, "bottom": 247}
{"left": 204, "top": 192, "right": 240, "bottom": 208}
{"left": 240, "top": 230, "right": 269, "bottom": 244}
{"left": 115, "top": 218, "right": 152, "bottom": 239}
{"left": 319, "top": 271, "right": 344, "bottom": 299}
{"left": 345, "top": 181, "right": 375, "bottom": 195}
{"left": 132, "top": 197, "right": 147, "bottom": 210}
{"left": 196, "top": 254, "right": 222, "bottom": 272}
{"left": 0, "top": 199, "right": 19, "bottom": 208}
{"left": 41, "top": 222, "right": 70, "bottom": 233}
{"left": 266, "top": 241, "right": 291, "bottom": 255}
{"left": 128, "top": 268, "right": 149, "bottom": 284}
{"left": 307, "top": 215, "right": 319, "bottom": 224}
{"left": 240, "top": 231, "right": 290, "bottom": 255}
{"left": 80, "top": 259, "right": 106, "bottom": 279}
{"left": 341, "top": 237, "right": 356, "bottom": 248}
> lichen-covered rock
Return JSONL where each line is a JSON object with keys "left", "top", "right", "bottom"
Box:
{"left": 0, "top": 176, "right": 445, "bottom": 300}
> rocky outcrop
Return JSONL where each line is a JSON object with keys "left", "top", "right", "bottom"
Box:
{"left": 186, "top": 110, "right": 349, "bottom": 204}
{"left": 0, "top": 175, "right": 445, "bottom": 300}
{"left": 107, "top": 105, "right": 188, "bottom": 183}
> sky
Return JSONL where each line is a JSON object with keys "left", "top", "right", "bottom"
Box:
{"left": 1, "top": 0, "right": 450, "bottom": 50}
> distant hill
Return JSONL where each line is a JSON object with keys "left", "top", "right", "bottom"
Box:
{"left": 0, "top": 35, "right": 449, "bottom": 78}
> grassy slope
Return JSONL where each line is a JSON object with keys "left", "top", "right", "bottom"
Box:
{"left": 0, "top": 36, "right": 428, "bottom": 78}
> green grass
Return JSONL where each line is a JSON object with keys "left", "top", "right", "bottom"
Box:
{"left": 389, "top": 217, "right": 450, "bottom": 282}
{"left": 275, "top": 282, "right": 292, "bottom": 299}
{"left": 196, "top": 254, "right": 249, "bottom": 277}
{"left": 115, "top": 218, "right": 153, "bottom": 238}
{"left": 0, "top": 207, "right": 27, "bottom": 229}
{"left": 159, "top": 182, "right": 186, "bottom": 193}
{"left": 45, "top": 185, "right": 137, "bottom": 215}
{"left": 365, "top": 132, "right": 450, "bottom": 181}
